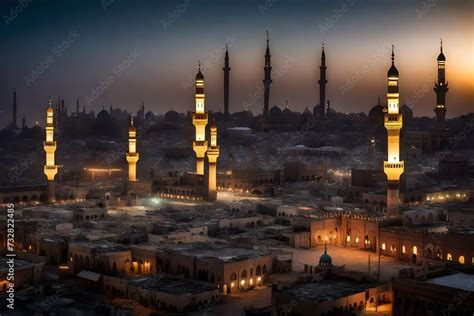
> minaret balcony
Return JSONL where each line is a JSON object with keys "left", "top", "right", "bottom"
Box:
{"left": 126, "top": 152, "right": 139, "bottom": 163}
{"left": 383, "top": 161, "right": 404, "bottom": 180}
{"left": 192, "top": 113, "right": 208, "bottom": 122}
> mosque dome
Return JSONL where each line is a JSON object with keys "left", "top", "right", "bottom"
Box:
{"left": 164, "top": 110, "right": 180, "bottom": 122}
{"left": 269, "top": 105, "right": 282, "bottom": 116}
{"left": 369, "top": 99, "right": 385, "bottom": 124}
{"left": 319, "top": 244, "right": 332, "bottom": 267}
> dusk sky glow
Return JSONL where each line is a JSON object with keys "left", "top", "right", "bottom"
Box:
{"left": 0, "top": 0, "right": 472, "bottom": 127}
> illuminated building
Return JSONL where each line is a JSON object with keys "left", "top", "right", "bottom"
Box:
{"left": 263, "top": 31, "right": 272, "bottom": 118}
{"left": 223, "top": 44, "right": 230, "bottom": 116}
{"left": 383, "top": 46, "right": 404, "bottom": 219}
{"left": 434, "top": 39, "right": 448, "bottom": 130}
{"left": 44, "top": 97, "right": 58, "bottom": 202}
{"left": 207, "top": 120, "right": 220, "bottom": 200}
{"left": 192, "top": 63, "right": 208, "bottom": 175}
{"left": 126, "top": 117, "right": 139, "bottom": 182}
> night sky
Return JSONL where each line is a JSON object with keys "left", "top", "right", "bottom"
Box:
{"left": 0, "top": 0, "right": 472, "bottom": 127}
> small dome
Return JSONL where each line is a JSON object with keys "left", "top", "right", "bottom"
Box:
{"left": 369, "top": 101, "right": 384, "bottom": 124}
{"left": 164, "top": 110, "right": 180, "bottom": 122}
{"left": 437, "top": 51, "right": 446, "bottom": 62}
{"left": 195, "top": 69, "right": 204, "bottom": 80}
{"left": 47, "top": 107, "right": 54, "bottom": 114}
{"left": 269, "top": 105, "right": 282, "bottom": 116}
{"left": 97, "top": 108, "right": 110, "bottom": 120}
{"left": 387, "top": 63, "right": 399, "bottom": 77}
{"left": 319, "top": 244, "right": 332, "bottom": 266}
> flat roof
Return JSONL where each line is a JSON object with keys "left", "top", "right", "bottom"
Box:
{"left": 279, "top": 279, "right": 375, "bottom": 303}
{"left": 164, "top": 242, "right": 266, "bottom": 262}
{"left": 426, "top": 273, "right": 474, "bottom": 292}
{"left": 130, "top": 275, "right": 217, "bottom": 295}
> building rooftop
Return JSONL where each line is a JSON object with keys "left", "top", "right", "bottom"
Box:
{"left": 426, "top": 273, "right": 474, "bottom": 291}
{"left": 163, "top": 242, "right": 267, "bottom": 262}
{"left": 279, "top": 279, "right": 376, "bottom": 303}
{"left": 130, "top": 274, "right": 217, "bottom": 295}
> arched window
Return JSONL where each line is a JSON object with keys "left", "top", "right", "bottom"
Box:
{"left": 447, "top": 253, "right": 452, "bottom": 261}
{"left": 413, "top": 246, "right": 417, "bottom": 255}
{"left": 459, "top": 256, "right": 465, "bottom": 264}
{"left": 230, "top": 272, "right": 237, "bottom": 281}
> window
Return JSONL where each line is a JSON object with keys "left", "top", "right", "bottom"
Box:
{"left": 413, "top": 246, "right": 417, "bottom": 255}
{"left": 381, "top": 243, "right": 386, "bottom": 250}
{"left": 402, "top": 245, "right": 406, "bottom": 254}
{"left": 459, "top": 256, "right": 465, "bottom": 264}
{"left": 447, "top": 253, "right": 452, "bottom": 261}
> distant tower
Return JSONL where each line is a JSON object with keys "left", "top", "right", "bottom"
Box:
{"left": 434, "top": 39, "right": 448, "bottom": 130}
{"left": 192, "top": 63, "right": 209, "bottom": 175}
{"left": 44, "top": 97, "right": 58, "bottom": 202}
{"left": 207, "top": 120, "right": 220, "bottom": 201}
{"left": 370, "top": 136, "right": 376, "bottom": 161}
{"left": 76, "top": 98, "right": 80, "bottom": 114}
{"left": 56, "top": 97, "right": 61, "bottom": 127}
{"left": 22, "top": 115, "right": 26, "bottom": 130}
{"left": 126, "top": 117, "right": 139, "bottom": 182}
{"left": 263, "top": 31, "right": 272, "bottom": 118}
{"left": 383, "top": 46, "right": 404, "bottom": 219}
{"left": 223, "top": 44, "right": 231, "bottom": 117}
{"left": 12, "top": 90, "right": 17, "bottom": 128}
{"left": 318, "top": 43, "right": 327, "bottom": 117}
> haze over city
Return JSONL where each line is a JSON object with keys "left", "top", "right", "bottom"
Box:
{"left": 0, "top": 0, "right": 473, "bottom": 127}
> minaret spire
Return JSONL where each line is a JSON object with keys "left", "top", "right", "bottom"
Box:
{"left": 263, "top": 31, "right": 272, "bottom": 118}
{"left": 126, "top": 115, "right": 139, "bottom": 182}
{"left": 317, "top": 42, "right": 328, "bottom": 117}
{"left": 192, "top": 64, "right": 208, "bottom": 175}
{"left": 207, "top": 119, "right": 220, "bottom": 201}
{"left": 44, "top": 97, "right": 58, "bottom": 202}
{"left": 223, "top": 43, "right": 231, "bottom": 117}
{"left": 384, "top": 45, "right": 404, "bottom": 219}
{"left": 434, "top": 39, "right": 448, "bottom": 130}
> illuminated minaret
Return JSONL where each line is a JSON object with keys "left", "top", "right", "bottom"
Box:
{"left": 434, "top": 39, "right": 448, "bottom": 130}
{"left": 263, "top": 31, "right": 272, "bottom": 118}
{"left": 192, "top": 63, "right": 208, "bottom": 175}
{"left": 126, "top": 117, "right": 139, "bottom": 182}
{"left": 223, "top": 44, "right": 231, "bottom": 117}
{"left": 44, "top": 97, "right": 58, "bottom": 202}
{"left": 318, "top": 43, "right": 327, "bottom": 117}
{"left": 207, "top": 120, "right": 220, "bottom": 201}
{"left": 383, "top": 46, "right": 404, "bottom": 219}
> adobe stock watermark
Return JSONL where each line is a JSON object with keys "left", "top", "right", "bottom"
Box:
{"left": 24, "top": 30, "right": 80, "bottom": 87}
{"left": 85, "top": 50, "right": 140, "bottom": 107}
{"left": 243, "top": 55, "right": 298, "bottom": 113}
{"left": 416, "top": 0, "right": 439, "bottom": 19}
{"left": 161, "top": 0, "right": 191, "bottom": 30}
{"left": 101, "top": 0, "right": 115, "bottom": 10}
{"left": 182, "top": 34, "right": 238, "bottom": 92}
{"left": 339, "top": 40, "right": 391, "bottom": 96}
{"left": 3, "top": 0, "right": 33, "bottom": 25}
{"left": 258, "top": 0, "right": 278, "bottom": 15}
{"left": 318, "top": 0, "right": 356, "bottom": 35}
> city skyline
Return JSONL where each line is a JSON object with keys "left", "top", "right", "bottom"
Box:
{"left": 0, "top": 0, "right": 473, "bottom": 127}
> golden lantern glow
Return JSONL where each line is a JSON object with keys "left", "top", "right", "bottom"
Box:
{"left": 44, "top": 97, "right": 58, "bottom": 182}
{"left": 192, "top": 63, "right": 208, "bottom": 175}
{"left": 207, "top": 120, "right": 220, "bottom": 201}
{"left": 384, "top": 46, "right": 404, "bottom": 219}
{"left": 126, "top": 117, "right": 139, "bottom": 182}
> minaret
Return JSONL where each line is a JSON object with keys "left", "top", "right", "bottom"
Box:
{"left": 12, "top": 90, "right": 17, "bottom": 128}
{"left": 22, "top": 115, "right": 26, "bottom": 130}
{"left": 44, "top": 97, "right": 58, "bottom": 202}
{"left": 223, "top": 44, "right": 231, "bottom": 117}
{"left": 433, "top": 39, "right": 448, "bottom": 130}
{"left": 383, "top": 46, "right": 404, "bottom": 219}
{"left": 207, "top": 120, "right": 220, "bottom": 201}
{"left": 126, "top": 117, "right": 139, "bottom": 182}
{"left": 192, "top": 62, "right": 209, "bottom": 175}
{"left": 263, "top": 31, "right": 272, "bottom": 118}
{"left": 318, "top": 43, "right": 327, "bottom": 117}
{"left": 76, "top": 98, "right": 80, "bottom": 114}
